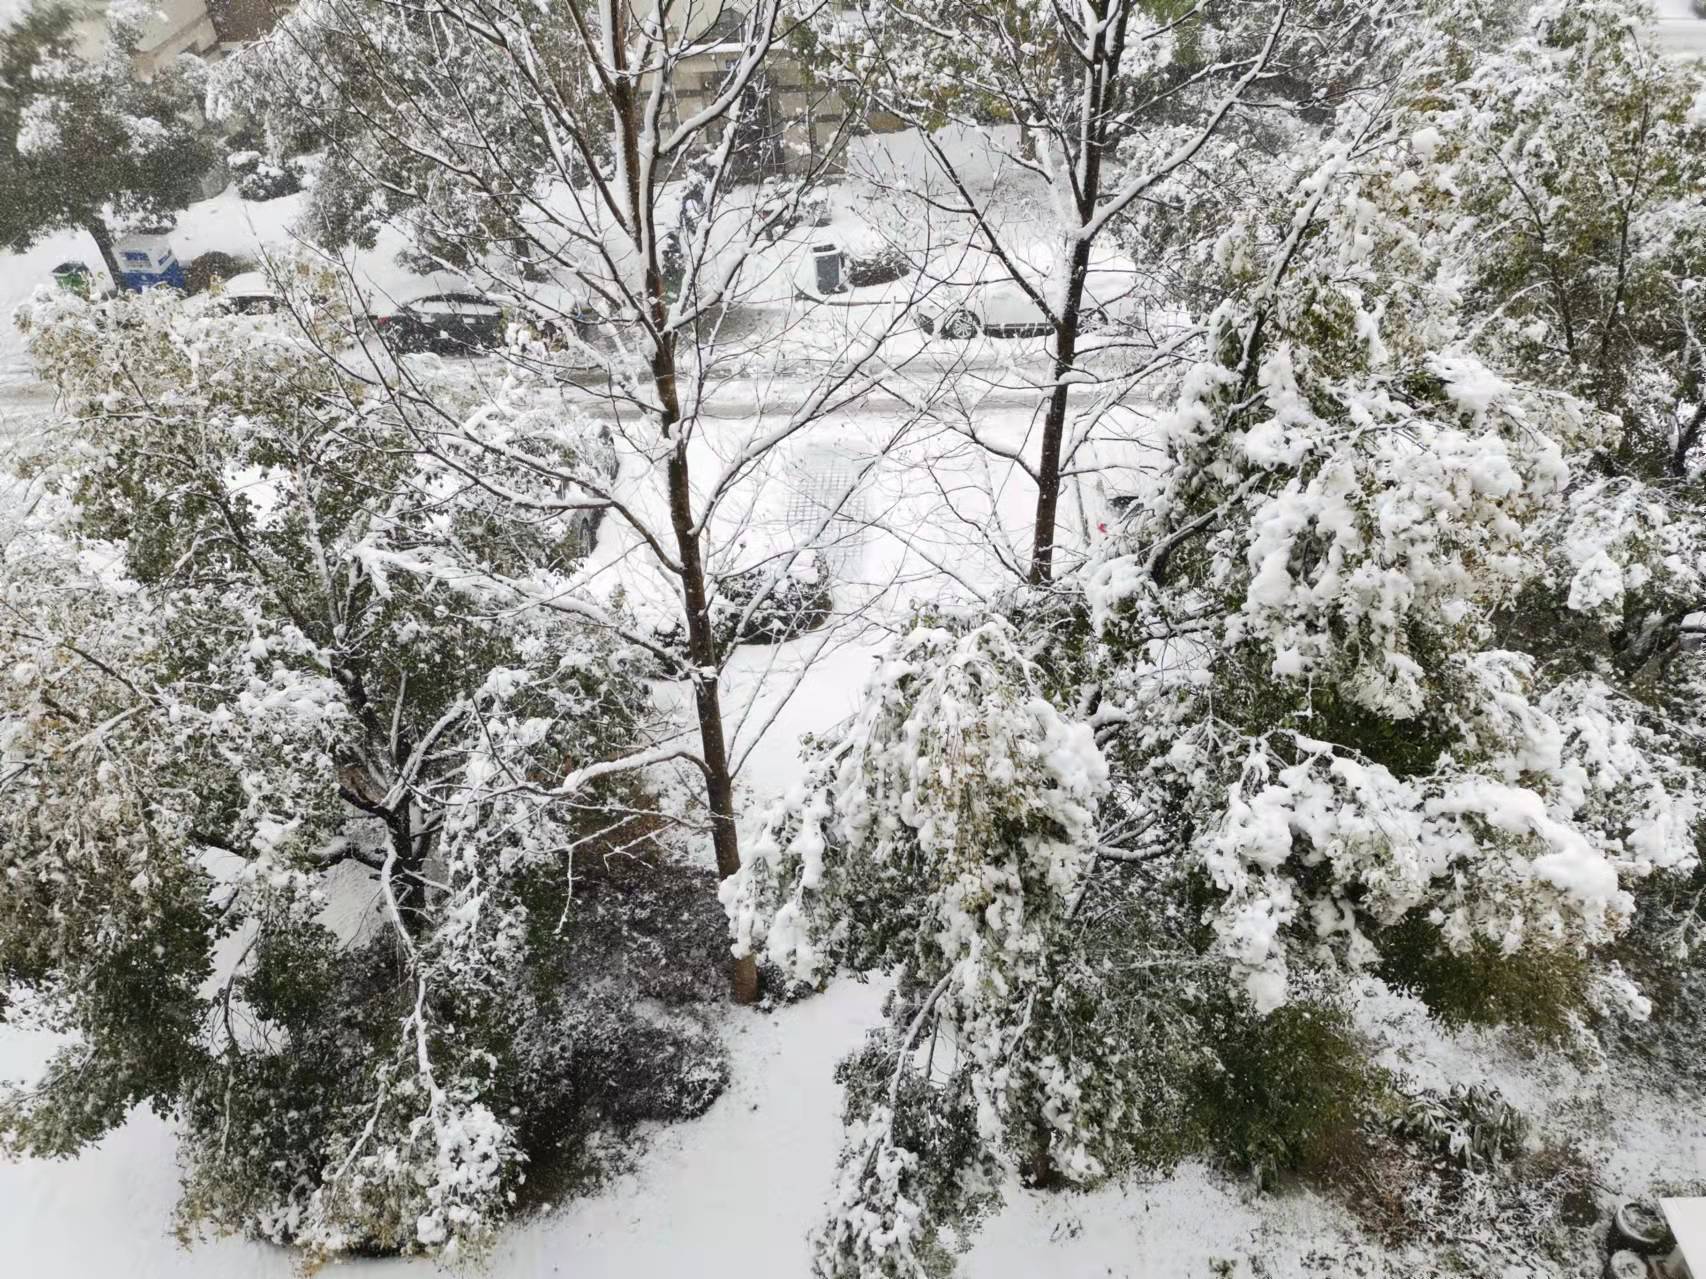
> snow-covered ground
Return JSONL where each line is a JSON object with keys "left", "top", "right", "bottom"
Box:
{"left": 1654, "top": 0, "right": 1706, "bottom": 57}
{"left": 5, "top": 964, "right": 1694, "bottom": 1278}
{"left": 0, "top": 981, "right": 885, "bottom": 1279}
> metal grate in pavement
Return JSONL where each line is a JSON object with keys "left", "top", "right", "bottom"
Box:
{"left": 782, "top": 445, "right": 871, "bottom": 575}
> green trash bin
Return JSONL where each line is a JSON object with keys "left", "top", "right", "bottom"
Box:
{"left": 51, "top": 260, "right": 93, "bottom": 298}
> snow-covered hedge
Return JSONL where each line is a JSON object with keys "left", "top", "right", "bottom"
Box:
{"left": 229, "top": 149, "right": 306, "bottom": 201}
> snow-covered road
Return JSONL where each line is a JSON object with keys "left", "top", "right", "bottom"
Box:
{"left": 1655, "top": 0, "right": 1706, "bottom": 56}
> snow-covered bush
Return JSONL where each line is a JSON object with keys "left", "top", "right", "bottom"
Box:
{"left": 229, "top": 149, "right": 305, "bottom": 201}
{"left": 716, "top": 553, "right": 835, "bottom": 645}
{"left": 1390, "top": 1082, "right": 1527, "bottom": 1172}
{"left": 653, "top": 553, "right": 835, "bottom": 660}
{"left": 1374, "top": 910, "right": 1597, "bottom": 1048}
{"left": 0, "top": 286, "right": 725, "bottom": 1261}
{"left": 1334, "top": 1074, "right": 1603, "bottom": 1269}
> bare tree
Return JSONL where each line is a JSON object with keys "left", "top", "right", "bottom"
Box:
{"left": 223, "top": 0, "right": 953, "bottom": 1001}
{"left": 792, "top": 0, "right": 1384, "bottom": 583}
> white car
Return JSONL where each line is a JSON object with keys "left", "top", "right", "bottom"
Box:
{"left": 216, "top": 271, "right": 281, "bottom": 315}
{"left": 915, "top": 249, "right": 1140, "bottom": 340}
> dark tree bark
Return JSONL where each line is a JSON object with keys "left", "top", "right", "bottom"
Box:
{"left": 609, "top": 4, "right": 761, "bottom": 1005}
{"left": 85, "top": 216, "right": 124, "bottom": 288}
{"left": 1676, "top": 404, "right": 1704, "bottom": 478}
{"left": 1027, "top": 0, "right": 1122, "bottom": 585}
{"left": 1029, "top": 226, "right": 1097, "bottom": 583}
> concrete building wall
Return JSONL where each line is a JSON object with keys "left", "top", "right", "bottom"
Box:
{"left": 667, "top": 47, "right": 854, "bottom": 175}
{"left": 72, "top": 0, "right": 221, "bottom": 72}
{"left": 638, "top": 0, "right": 900, "bottom": 176}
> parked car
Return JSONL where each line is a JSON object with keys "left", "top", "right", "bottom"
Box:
{"left": 914, "top": 248, "right": 1139, "bottom": 339}
{"left": 371, "top": 282, "right": 602, "bottom": 355}
{"left": 371, "top": 291, "right": 506, "bottom": 353}
{"left": 215, "top": 271, "right": 282, "bottom": 315}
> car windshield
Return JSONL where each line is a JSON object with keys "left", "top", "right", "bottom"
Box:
{"left": 407, "top": 293, "right": 501, "bottom": 316}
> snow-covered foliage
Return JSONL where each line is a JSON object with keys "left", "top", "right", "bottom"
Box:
{"left": 1080, "top": 0, "right": 1703, "bottom": 1019}
{"left": 227, "top": 150, "right": 304, "bottom": 202}
{"left": 731, "top": 2, "right": 1706, "bottom": 1271}
{"left": 730, "top": 622, "right": 1098, "bottom": 1272}
{"left": 1391, "top": 1081, "right": 1527, "bottom": 1171}
{"left": 1429, "top": 0, "right": 1706, "bottom": 471}
{"left": 208, "top": 0, "right": 594, "bottom": 262}
{"left": 2, "top": 0, "right": 1702, "bottom": 1271}
{"left": 728, "top": 620, "right": 1107, "bottom": 987}
{"left": 731, "top": 619, "right": 1219, "bottom": 1274}
{"left": 0, "top": 3, "right": 214, "bottom": 270}
{"left": 1410, "top": 0, "right": 1706, "bottom": 690}
{"left": 0, "top": 284, "right": 727, "bottom": 1260}
{"left": 1089, "top": 190, "right": 1694, "bottom": 1012}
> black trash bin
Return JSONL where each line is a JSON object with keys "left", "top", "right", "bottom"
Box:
{"left": 812, "top": 242, "right": 845, "bottom": 295}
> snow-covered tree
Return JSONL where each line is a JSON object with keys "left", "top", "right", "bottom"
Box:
{"left": 1089, "top": 139, "right": 1699, "bottom": 1012}
{"left": 0, "top": 283, "right": 729, "bottom": 1260}
{"left": 789, "top": 0, "right": 1390, "bottom": 582}
{"left": 1433, "top": 0, "right": 1706, "bottom": 471}
{"left": 213, "top": 0, "right": 942, "bottom": 1002}
{"left": 1409, "top": 0, "right": 1706, "bottom": 675}
{"left": 728, "top": 3, "right": 1706, "bottom": 1269}
{"left": 208, "top": 0, "right": 604, "bottom": 262}
{"left": 0, "top": 1, "right": 215, "bottom": 283}
{"left": 727, "top": 618, "right": 1232, "bottom": 1273}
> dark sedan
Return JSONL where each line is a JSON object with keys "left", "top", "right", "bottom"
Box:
{"left": 372, "top": 292, "right": 505, "bottom": 354}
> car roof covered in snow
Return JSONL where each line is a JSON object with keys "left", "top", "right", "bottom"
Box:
{"left": 221, "top": 272, "right": 275, "bottom": 298}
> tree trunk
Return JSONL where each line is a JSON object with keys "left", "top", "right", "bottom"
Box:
{"left": 610, "top": 11, "right": 759, "bottom": 1005}
{"left": 85, "top": 216, "right": 124, "bottom": 290}
{"left": 1021, "top": 1108, "right": 1055, "bottom": 1189}
{"left": 1028, "top": 0, "right": 1123, "bottom": 584}
{"left": 1028, "top": 236, "right": 1094, "bottom": 584}
{"left": 666, "top": 429, "right": 761, "bottom": 1005}
{"left": 1675, "top": 403, "right": 1704, "bottom": 478}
